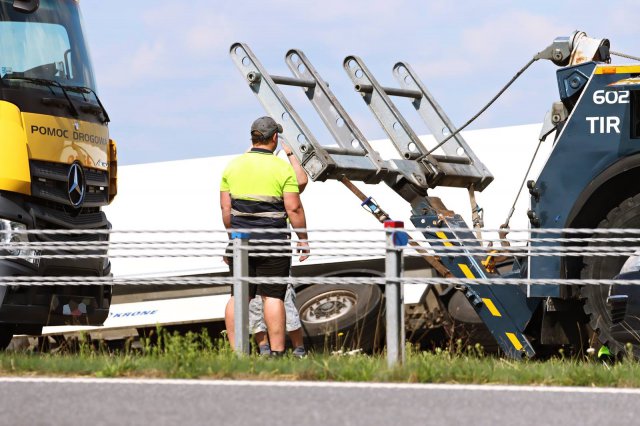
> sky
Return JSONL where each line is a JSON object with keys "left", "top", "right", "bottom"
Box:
{"left": 80, "top": 0, "right": 638, "bottom": 166}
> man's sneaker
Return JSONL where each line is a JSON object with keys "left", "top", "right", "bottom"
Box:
{"left": 259, "top": 344, "right": 271, "bottom": 356}
{"left": 270, "top": 350, "right": 285, "bottom": 358}
{"left": 292, "top": 346, "right": 306, "bottom": 358}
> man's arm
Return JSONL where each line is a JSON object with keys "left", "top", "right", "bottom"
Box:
{"left": 220, "top": 191, "right": 232, "bottom": 230}
{"left": 284, "top": 192, "right": 309, "bottom": 261}
{"left": 281, "top": 142, "right": 308, "bottom": 193}
{"left": 220, "top": 191, "right": 232, "bottom": 265}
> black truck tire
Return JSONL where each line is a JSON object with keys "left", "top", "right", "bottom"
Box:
{"left": 581, "top": 194, "right": 640, "bottom": 356}
{"left": 296, "top": 284, "right": 383, "bottom": 353}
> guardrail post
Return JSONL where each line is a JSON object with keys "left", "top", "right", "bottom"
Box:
{"left": 232, "top": 232, "right": 250, "bottom": 355}
{"left": 384, "top": 221, "right": 406, "bottom": 367}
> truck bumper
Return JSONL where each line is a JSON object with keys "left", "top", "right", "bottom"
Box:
{"left": 0, "top": 193, "right": 112, "bottom": 328}
{"left": 0, "top": 259, "right": 112, "bottom": 327}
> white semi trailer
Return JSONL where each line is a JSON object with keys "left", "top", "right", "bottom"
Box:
{"left": 40, "top": 123, "right": 550, "bottom": 351}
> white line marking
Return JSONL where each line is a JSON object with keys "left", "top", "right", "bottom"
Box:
{"left": 1, "top": 377, "right": 639, "bottom": 395}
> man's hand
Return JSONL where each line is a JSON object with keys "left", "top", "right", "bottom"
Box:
{"left": 498, "top": 223, "right": 510, "bottom": 242}
{"left": 296, "top": 240, "right": 310, "bottom": 262}
{"left": 281, "top": 141, "right": 293, "bottom": 156}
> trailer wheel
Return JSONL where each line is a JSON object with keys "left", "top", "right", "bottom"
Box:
{"left": 0, "top": 325, "right": 15, "bottom": 350}
{"left": 581, "top": 194, "right": 640, "bottom": 357}
{"left": 296, "top": 284, "right": 383, "bottom": 353}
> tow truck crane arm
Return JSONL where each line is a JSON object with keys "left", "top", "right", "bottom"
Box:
{"left": 229, "top": 31, "right": 619, "bottom": 359}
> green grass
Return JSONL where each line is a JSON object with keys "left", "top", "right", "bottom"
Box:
{"left": 2, "top": 330, "right": 640, "bottom": 387}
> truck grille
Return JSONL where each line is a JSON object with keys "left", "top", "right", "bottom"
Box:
{"left": 30, "top": 160, "right": 109, "bottom": 208}
{"left": 28, "top": 205, "right": 109, "bottom": 267}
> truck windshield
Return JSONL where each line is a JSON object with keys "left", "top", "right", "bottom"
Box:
{"left": 0, "top": 0, "right": 96, "bottom": 91}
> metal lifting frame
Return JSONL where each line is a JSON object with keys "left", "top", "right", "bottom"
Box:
{"left": 343, "top": 56, "right": 493, "bottom": 191}
{"left": 231, "top": 43, "right": 387, "bottom": 184}
{"left": 230, "top": 43, "right": 537, "bottom": 359}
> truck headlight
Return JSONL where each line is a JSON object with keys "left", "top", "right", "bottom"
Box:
{"left": 0, "top": 219, "right": 39, "bottom": 265}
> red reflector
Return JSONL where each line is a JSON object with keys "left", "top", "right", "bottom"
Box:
{"left": 384, "top": 220, "right": 404, "bottom": 229}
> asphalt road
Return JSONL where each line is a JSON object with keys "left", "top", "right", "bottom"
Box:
{"left": 2, "top": 378, "right": 639, "bottom": 426}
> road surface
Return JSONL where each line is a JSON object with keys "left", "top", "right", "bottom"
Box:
{"left": 1, "top": 377, "right": 638, "bottom": 426}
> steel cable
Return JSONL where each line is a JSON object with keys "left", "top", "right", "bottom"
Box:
{"left": 422, "top": 58, "right": 537, "bottom": 157}
{"left": 2, "top": 275, "right": 640, "bottom": 287}
{"left": 611, "top": 50, "right": 640, "bottom": 62}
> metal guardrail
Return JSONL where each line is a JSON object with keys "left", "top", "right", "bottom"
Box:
{"left": 218, "top": 225, "right": 640, "bottom": 366}
{"left": 2, "top": 226, "right": 640, "bottom": 365}
{"left": 2, "top": 227, "right": 640, "bottom": 260}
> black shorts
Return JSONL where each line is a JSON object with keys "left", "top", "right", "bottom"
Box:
{"left": 227, "top": 241, "right": 291, "bottom": 301}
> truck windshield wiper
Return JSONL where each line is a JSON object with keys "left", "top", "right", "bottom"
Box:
{"left": 1, "top": 75, "right": 79, "bottom": 117}
{"left": 65, "top": 85, "right": 111, "bottom": 123}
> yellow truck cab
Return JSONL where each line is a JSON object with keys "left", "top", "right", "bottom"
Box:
{"left": 0, "top": 0, "right": 116, "bottom": 348}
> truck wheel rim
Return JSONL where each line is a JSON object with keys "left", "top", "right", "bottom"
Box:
{"left": 300, "top": 290, "right": 357, "bottom": 324}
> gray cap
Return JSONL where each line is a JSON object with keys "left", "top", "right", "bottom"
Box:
{"left": 250, "top": 116, "right": 283, "bottom": 140}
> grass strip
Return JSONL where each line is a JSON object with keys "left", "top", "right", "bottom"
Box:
{"left": 1, "top": 330, "right": 639, "bottom": 387}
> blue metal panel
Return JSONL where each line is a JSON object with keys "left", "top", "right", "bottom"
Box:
{"left": 557, "top": 62, "right": 596, "bottom": 101}
{"left": 529, "top": 65, "right": 640, "bottom": 291}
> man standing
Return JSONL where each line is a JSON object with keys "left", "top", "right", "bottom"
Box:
{"left": 250, "top": 141, "right": 308, "bottom": 357}
{"left": 221, "top": 116, "right": 309, "bottom": 356}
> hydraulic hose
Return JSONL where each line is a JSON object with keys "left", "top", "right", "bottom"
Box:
{"left": 423, "top": 57, "right": 538, "bottom": 157}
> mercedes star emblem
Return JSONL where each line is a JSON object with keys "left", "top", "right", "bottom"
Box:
{"left": 67, "top": 163, "right": 86, "bottom": 207}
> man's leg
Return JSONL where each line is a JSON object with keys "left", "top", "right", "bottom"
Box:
{"left": 289, "top": 328, "right": 304, "bottom": 348}
{"left": 254, "top": 331, "right": 269, "bottom": 350}
{"left": 224, "top": 296, "right": 235, "bottom": 347}
{"left": 226, "top": 253, "right": 257, "bottom": 350}
{"left": 255, "top": 251, "right": 290, "bottom": 354}
{"left": 249, "top": 296, "right": 270, "bottom": 355}
{"left": 256, "top": 286, "right": 302, "bottom": 355}
{"left": 263, "top": 296, "right": 286, "bottom": 352}
{"left": 284, "top": 284, "right": 305, "bottom": 356}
